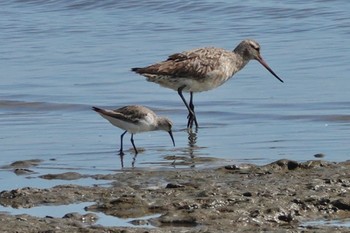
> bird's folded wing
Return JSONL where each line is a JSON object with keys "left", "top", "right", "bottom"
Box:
{"left": 137, "top": 48, "right": 227, "bottom": 79}
{"left": 110, "top": 106, "right": 149, "bottom": 124}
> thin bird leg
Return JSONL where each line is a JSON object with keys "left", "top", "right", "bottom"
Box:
{"left": 189, "top": 92, "right": 195, "bottom": 112}
{"left": 187, "top": 92, "right": 194, "bottom": 120}
{"left": 177, "top": 86, "right": 198, "bottom": 129}
{"left": 130, "top": 133, "right": 138, "bottom": 154}
{"left": 119, "top": 130, "right": 127, "bottom": 155}
{"left": 187, "top": 92, "right": 198, "bottom": 128}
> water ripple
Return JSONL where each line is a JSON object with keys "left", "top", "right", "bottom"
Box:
{"left": 0, "top": 100, "right": 87, "bottom": 112}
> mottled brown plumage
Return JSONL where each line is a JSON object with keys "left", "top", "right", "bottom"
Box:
{"left": 132, "top": 39, "right": 283, "bottom": 129}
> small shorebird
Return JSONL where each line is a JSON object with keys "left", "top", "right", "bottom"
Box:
{"left": 92, "top": 105, "right": 175, "bottom": 155}
{"left": 132, "top": 39, "right": 283, "bottom": 128}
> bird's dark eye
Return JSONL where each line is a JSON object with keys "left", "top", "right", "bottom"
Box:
{"left": 252, "top": 45, "right": 260, "bottom": 52}
{"left": 249, "top": 42, "right": 260, "bottom": 52}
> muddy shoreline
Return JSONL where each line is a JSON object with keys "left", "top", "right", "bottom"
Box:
{"left": 1, "top": 159, "right": 350, "bottom": 232}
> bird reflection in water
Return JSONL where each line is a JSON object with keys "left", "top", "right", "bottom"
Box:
{"left": 187, "top": 128, "right": 197, "bottom": 162}
{"left": 118, "top": 149, "right": 141, "bottom": 168}
{"left": 171, "top": 128, "right": 201, "bottom": 168}
{"left": 118, "top": 129, "right": 201, "bottom": 168}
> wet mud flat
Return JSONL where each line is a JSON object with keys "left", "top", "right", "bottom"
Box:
{"left": 1, "top": 159, "right": 350, "bottom": 232}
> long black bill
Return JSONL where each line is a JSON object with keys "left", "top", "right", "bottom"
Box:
{"left": 257, "top": 56, "right": 284, "bottom": 83}
{"left": 168, "top": 131, "right": 175, "bottom": 147}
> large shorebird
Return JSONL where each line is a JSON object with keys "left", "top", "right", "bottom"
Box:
{"left": 132, "top": 39, "right": 283, "bottom": 129}
{"left": 92, "top": 105, "right": 175, "bottom": 155}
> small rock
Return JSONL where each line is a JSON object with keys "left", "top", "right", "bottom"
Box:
{"left": 276, "top": 159, "right": 299, "bottom": 170}
{"left": 314, "top": 153, "right": 325, "bottom": 158}
{"left": 129, "top": 219, "right": 149, "bottom": 226}
{"left": 63, "top": 212, "right": 81, "bottom": 219}
{"left": 14, "top": 168, "right": 35, "bottom": 175}
{"left": 242, "top": 192, "right": 253, "bottom": 197}
{"left": 224, "top": 165, "right": 239, "bottom": 170}
{"left": 166, "top": 183, "right": 184, "bottom": 189}
{"left": 250, "top": 209, "right": 260, "bottom": 218}
{"left": 331, "top": 198, "right": 350, "bottom": 210}
{"left": 278, "top": 213, "right": 293, "bottom": 222}
{"left": 63, "top": 212, "right": 98, "bottom": 223}
{"left": 16, "top": 216, "right": 27, "bottom": 221}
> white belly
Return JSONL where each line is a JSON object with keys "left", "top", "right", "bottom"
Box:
{"left": 147, "top": 72, "right": 232, "bottom": 93}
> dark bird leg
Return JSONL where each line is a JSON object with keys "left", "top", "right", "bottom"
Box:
{"left": 187, "top": 92, "right": 198, "bottom": 128}
{"left": 130, "top": 133, "right": 138, "bottom": 154}
{"left": 177, "top": 86, "right": 198, "bottom": 129}
{"left": 119, "top": 130, "right": 127, "bottom": 155}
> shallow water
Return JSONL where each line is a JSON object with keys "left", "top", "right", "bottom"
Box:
{"left": 0, "top": 201, "right": 160, "bottom": 228}
{"left": 303, "top": 219, "right": 350, "bottom": 228}
{"left": 1, "top": 0, "right": 350, "bottom": 226}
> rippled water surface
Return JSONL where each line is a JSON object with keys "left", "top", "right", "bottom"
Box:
{"left": 1, "top": 0, "right": 350, "bottom": 180}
